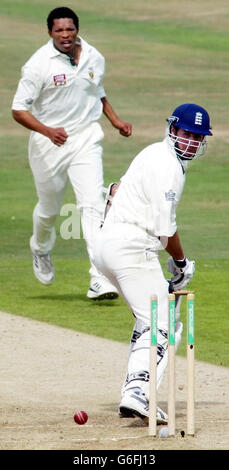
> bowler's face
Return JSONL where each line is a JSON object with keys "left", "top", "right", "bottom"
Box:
{"left": 49, "top": 18, "right": 77, "bottom": 54}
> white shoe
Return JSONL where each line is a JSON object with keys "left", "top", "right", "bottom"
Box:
{"left": 156, "top": 406, "right": 168, "bottom": 425}
{"left": 119, "top": 387, "right": 168, "bottom": 424}
{"left": 33, "top": 253, "right": 55, "bottom": 285}
{"left": 87, "top": 277, "right": 119, "bottom": 300}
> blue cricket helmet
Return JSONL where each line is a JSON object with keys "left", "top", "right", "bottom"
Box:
{"left": 168, "top": 103, "right": 212, "bottom": 136}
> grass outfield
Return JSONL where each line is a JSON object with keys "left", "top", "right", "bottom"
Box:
{"left": 0, "top": 1, "right": 229, "bottom": 367}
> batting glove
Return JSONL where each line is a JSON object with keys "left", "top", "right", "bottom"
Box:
{"left": 167, "top": 257, "right": 195, "bottom": 291}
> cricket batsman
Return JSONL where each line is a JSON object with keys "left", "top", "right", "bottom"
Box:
{"left": 93, "top": 103, "right": 212, "bottom": 423}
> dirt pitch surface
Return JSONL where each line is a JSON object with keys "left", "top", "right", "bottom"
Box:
{"left": 0, "top": 311, "right": 228, "bottom": 451}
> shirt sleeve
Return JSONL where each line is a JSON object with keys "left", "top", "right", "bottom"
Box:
{"left": 12, "top": 65, "right": 43, "bottom": 111}
{"left": 96, "top": 51, "right": 106, "bottom": 99}
{"left": 98, "top": 85, "right": 106, "bottom": 99}
{"left": 155, "top": 192, "right": 178, "bottom": 237}
{"left": 142, "top": 151, "right": 185, "bottom": 238}
{"left": 154, "top": 172, "right": 185, "bottom": 237}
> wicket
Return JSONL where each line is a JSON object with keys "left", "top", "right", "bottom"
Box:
{"left": 149, "top": 290, "right": 195, "bottom": 437}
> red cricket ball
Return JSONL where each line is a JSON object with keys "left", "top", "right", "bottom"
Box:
{"left": 74, "top": 410, "right": 88, "bottom": 425}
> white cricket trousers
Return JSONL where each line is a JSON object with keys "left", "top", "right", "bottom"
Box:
{"left": 93, "top": 223, "right": 176, "bottom": 395}
{"left": 29, "top": 122, "right": 105, "bottom": 279}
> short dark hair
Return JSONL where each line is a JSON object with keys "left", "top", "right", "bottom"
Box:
{"left": 47, "top": 7, "right": 79, "bottom": 31}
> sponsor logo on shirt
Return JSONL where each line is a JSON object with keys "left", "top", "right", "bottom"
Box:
{"left": 165, "top": 189, "right": 176, "bottom": 201}
{"left": 25, "top": 98, "right": 33, "bottom": 105}
{"left": 88, "top": 68, "right": 94, "bottom": 80}
{"left": 53, "top": 74, "right": 66, "bottom": 86}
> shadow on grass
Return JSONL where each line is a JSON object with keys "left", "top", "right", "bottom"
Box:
{"left": 28, "top": 293, "right": 120, "bottom": 307}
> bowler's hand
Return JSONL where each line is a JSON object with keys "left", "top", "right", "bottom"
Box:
{"left": 47, "top": 127, "right": 68, "bottom": 146}
{"left": 118, "top": 120, "right": 132, "bottom": 137}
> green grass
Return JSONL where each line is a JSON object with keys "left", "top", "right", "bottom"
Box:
{"left": 0, "top": 1, "right": 229, "bottom": 367}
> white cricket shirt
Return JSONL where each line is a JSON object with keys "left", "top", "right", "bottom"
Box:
{"left": 12, "top": 37, "right": 106, "bottom": 133}
{"left": 104, "top": 138, "right": 186, "bottom": 238}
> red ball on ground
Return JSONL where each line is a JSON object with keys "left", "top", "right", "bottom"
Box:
{"left": 74, "top": 410, "right": 88, "bottom": 425}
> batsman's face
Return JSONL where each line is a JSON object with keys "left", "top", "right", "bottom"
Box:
{"left": 175, "top": 128, "right": 204, "bottom": 158}
{"left": 49, "top": 18, "right": 78, "bottom": 55}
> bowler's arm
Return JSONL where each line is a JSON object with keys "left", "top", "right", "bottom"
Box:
{"left": 101, "top": 97, "right": 132, "bottom": 137}
{"left": 12, "top": 110, "right": 68, "bottom": 146}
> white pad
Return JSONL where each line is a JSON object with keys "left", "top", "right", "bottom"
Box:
{"left": 123, "top": 321, "right": 183, "bottom": 400}
{"left": 156, "top": 321, "right": 183, "bottom": 392}
{"left": 175, "top": 295, "right": 182, "bottom": 322}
